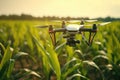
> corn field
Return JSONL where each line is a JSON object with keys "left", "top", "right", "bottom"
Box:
{"left": 0, "top": 20, "right": 120, "bottom": 80}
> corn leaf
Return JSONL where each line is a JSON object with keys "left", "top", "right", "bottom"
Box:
{"left": 66, "top": 74, "right": 89, "bottom": 80}
{"left": 33, "top": 36, "right": 61, "bottom": 80}
{"left": 0, "top": 46, "right": 12, "bottom": 70}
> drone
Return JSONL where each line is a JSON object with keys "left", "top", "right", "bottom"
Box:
{"left": 36, "top": 20, "right": 110, "bottom": 46}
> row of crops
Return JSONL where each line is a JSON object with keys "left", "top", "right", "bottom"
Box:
{"left": 0, "top": 20, "right": 120, "bottom": 80}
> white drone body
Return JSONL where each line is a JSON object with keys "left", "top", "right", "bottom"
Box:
{"left": 65, "top": 24, "right": 84, "bottom": 34}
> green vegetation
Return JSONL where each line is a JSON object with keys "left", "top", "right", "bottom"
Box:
{"left": 0, "top": 20, "right": 120, "bottom": 80}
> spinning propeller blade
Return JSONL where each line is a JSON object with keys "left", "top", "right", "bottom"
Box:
{"left": 85, "top": 19, "right": 98, "bottom": 22}
{"left": 84, "top": 21, "right": 111, "bottom": 27}
{"left": 98, "top": 22, "right": 111, "bottom": 26}
{"left": 66, "top": 20, "right": 81, "bottom": 23}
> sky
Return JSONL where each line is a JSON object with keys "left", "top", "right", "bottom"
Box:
{"left": 0, "top": 0, "right": 120, "bottom": 18}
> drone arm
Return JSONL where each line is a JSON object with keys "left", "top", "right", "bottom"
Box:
{"left": 53, "top": 28, "right": 66, "bottom": 32}
{"left": 80, "top": 24, "right": 97, "bottom": 32}
{"left": 79, "top": 28, "right": 97, "bottom": 32}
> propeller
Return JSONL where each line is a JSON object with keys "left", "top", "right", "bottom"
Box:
{"left": 65, "top": 19, "right": 98, "bottom": 24}
{"left": 98, "top": 22, "right": 111, "bottom": 26}
{"left": 51, "top": 19, "right": 97, "bottom": 23}
{"left": 66, "top": 20, "right": 81, "bottom": 23}
{"left": 35, "top": 24, "right": 59, "bottom": 29}
{"left": 84, "top": 22, "right": 111, "bottom": 27}
{"left": 85, "top": 19, "right": 98, "bottom": 22}
{"left": 50, "top": 20, "right": 60, "bottom": 22}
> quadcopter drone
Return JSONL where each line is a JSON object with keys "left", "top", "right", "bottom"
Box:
{"left": 36, "top": 20, "right": 110, "bottom": 46}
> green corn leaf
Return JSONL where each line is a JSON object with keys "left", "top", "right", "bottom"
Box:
{"left": 0, "top": 46, "right": 13, "bottom": 79}
{"left": 23, "top": 68, "right": 41, "bottom": 78}
{"left": 0, "top": 43, "right": 5, "bottom": 61}
{"left": 61, "top": 58, "right": 81, "bottom": 79}
{"left": 33, "top": 36, "right": 61, "bottom": 80}
{"left": 14, "top": 68, "right": 41, "bottom": 80}
{"left": 0, "top": 46, "right": 13, "bottom": 70}
{"left": 66, "top": 46, "right": 74, "bottom": 60}
{"left": 33, "top": 36, "right": 50, "bottom": 79}
{"left": 44, "top": 41, "right": 61, "bottom": 80}
{"left": 0, "top": 42, "right": 5, "bottom": 55}
{"left": 66, "top": 74, "right": 89, "bottom": 80}
{"left": 63, "top": 63, "right": 81, "bottom": 79}
{"left": 55, "top": 42, "right": 66, "bottom": 55}
{"left": 13, "top": 51, "right": 37, "bottom": 63}
{"left": 61, "top": 58, "right": 80, "bottom": 72}
{"left": 83, "top": 60, "right": 104, "bottom": 80}
{"left": 13, "top": 52, "right": 28, "bottom": 60}
{"left": 93, "top": 55, "right": 109, "bottom": 68}
{"left": 83, "top": 60, "right": 100, "bottom": 71}
{"left": 7, "top": 59, "right": 15, "bottom": 78}
{"left": 74, "top": 50, "right": 84, "bottom": 60}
